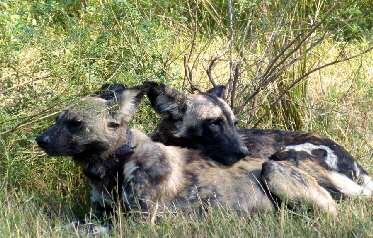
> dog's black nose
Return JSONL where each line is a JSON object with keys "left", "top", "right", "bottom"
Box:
{"left": 35, "top": 134, "right": 50, "bottom": 146}
{"left": 235, "top": 146, "right": 249, "bottom": 159}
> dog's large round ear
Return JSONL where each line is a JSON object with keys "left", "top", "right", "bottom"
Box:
{"left": 96, "top": 83, "right": 126, "bottom": 101}
{"left": 117, "top": 84, "right": 149, "bottom": 121}
{"left": 145, "top": 81, "right": 187, "bottom": 120}
{"left": 102, "top": 84, "right": 149, "bottom": 122}
{"left": 206, "top": 85, "right": 226, "bottom": 99}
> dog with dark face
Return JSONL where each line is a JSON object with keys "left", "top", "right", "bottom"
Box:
{"left": 146, "top": 83, "right": 249, "bottom": 165}
{"left": 146, "top": 82, "right": 373, "bottom": 198}
{"left": 36, "top": 83, "right": 338, "bottom": 222}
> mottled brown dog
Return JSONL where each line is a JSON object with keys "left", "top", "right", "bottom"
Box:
{"left": 36, "top": 84, "right": 337, "bottom": 222}
{"left": 147, "top": 82, "right": 373, "bottom": 199}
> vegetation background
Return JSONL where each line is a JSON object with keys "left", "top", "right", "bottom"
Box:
{"left": 1, "top": 0, "right": 373, "bottom": 237}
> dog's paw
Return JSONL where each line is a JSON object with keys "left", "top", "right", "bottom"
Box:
{"left": 64, "top": 220, "right": 112, "bottom": 236}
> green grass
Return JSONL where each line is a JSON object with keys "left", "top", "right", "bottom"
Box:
{"left": 1, "top": 191, "right": 373, "bottom": 237}
{"left": 1, "top": 0, "right": 373, "bottom": 237}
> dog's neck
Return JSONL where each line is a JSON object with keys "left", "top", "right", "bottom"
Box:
{"left": 111, "top": 127, "right": 135, "bottom": 158}
{"left": 82, "top": 127, "right": 136, "bottom": 180}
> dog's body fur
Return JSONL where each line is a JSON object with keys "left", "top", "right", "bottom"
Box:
{"left": 147, "top": 82, "right": 373, "bottom": 199}
{"left": 91, "top": 129, "right": 277, "bottom": 216}
{"left": 36, "top": 84, "right": 339, "bottom": 221}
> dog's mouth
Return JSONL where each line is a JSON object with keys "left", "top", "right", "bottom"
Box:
{"left": 36, "top": 138, "right": 85, "bottom": 157}
{"left": 36, "top": 134, "right": 68, "bottom": 156}
{"left": 40, "top": 148, "right": 59, "bottom": 156}
{"left": 216, "top": 156, "right": 242, "bottom": 166}
{"left": 37, "top": 145, "right": 75, "bottom": 157}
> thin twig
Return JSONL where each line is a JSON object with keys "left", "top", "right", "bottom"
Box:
{"left": 230, "top": 63, "right": 240, "bottom": 109}
{"left": 0, "top": 74, "right": 49, "bottom": 94}
{"left": 0, "top": 111, "right": 60, "bottom": 135}
{"left": 206, "top": 57, "right": 219, "bottom": 87}
{"left": 228, "top": 0, "right": 237, "bottom": 108}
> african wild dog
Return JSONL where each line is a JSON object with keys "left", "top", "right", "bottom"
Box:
{"left": 36, "top": 83, "right": 338, "bottom": 223}
{"left": 144, "top": 83, "right": 249, "bottom": 165}
{"left": 146, "top": 82, "right": 373, "bottom": 198}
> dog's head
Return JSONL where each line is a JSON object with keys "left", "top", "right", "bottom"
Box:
{"left": 146, "top": 81, "right": 249, "bottom": 165}
{"left": 36, "top": 84, "right": 148, "bottom": 160}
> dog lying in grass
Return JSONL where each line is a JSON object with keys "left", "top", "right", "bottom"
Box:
{"left": 147, "top": 82, "right": 373, "bottom": 199}
{"left": 36, "top": 83, "right": 338, "bottom": 231}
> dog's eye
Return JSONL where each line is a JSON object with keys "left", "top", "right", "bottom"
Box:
{"left": 108, "top": 122, "right": 120, "bottom": 128}
{"left": 67, "top": 120, "right": 82, "bottom": 127}
{"left": 207, "top": 118, "right": 222, "bottom": 127}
